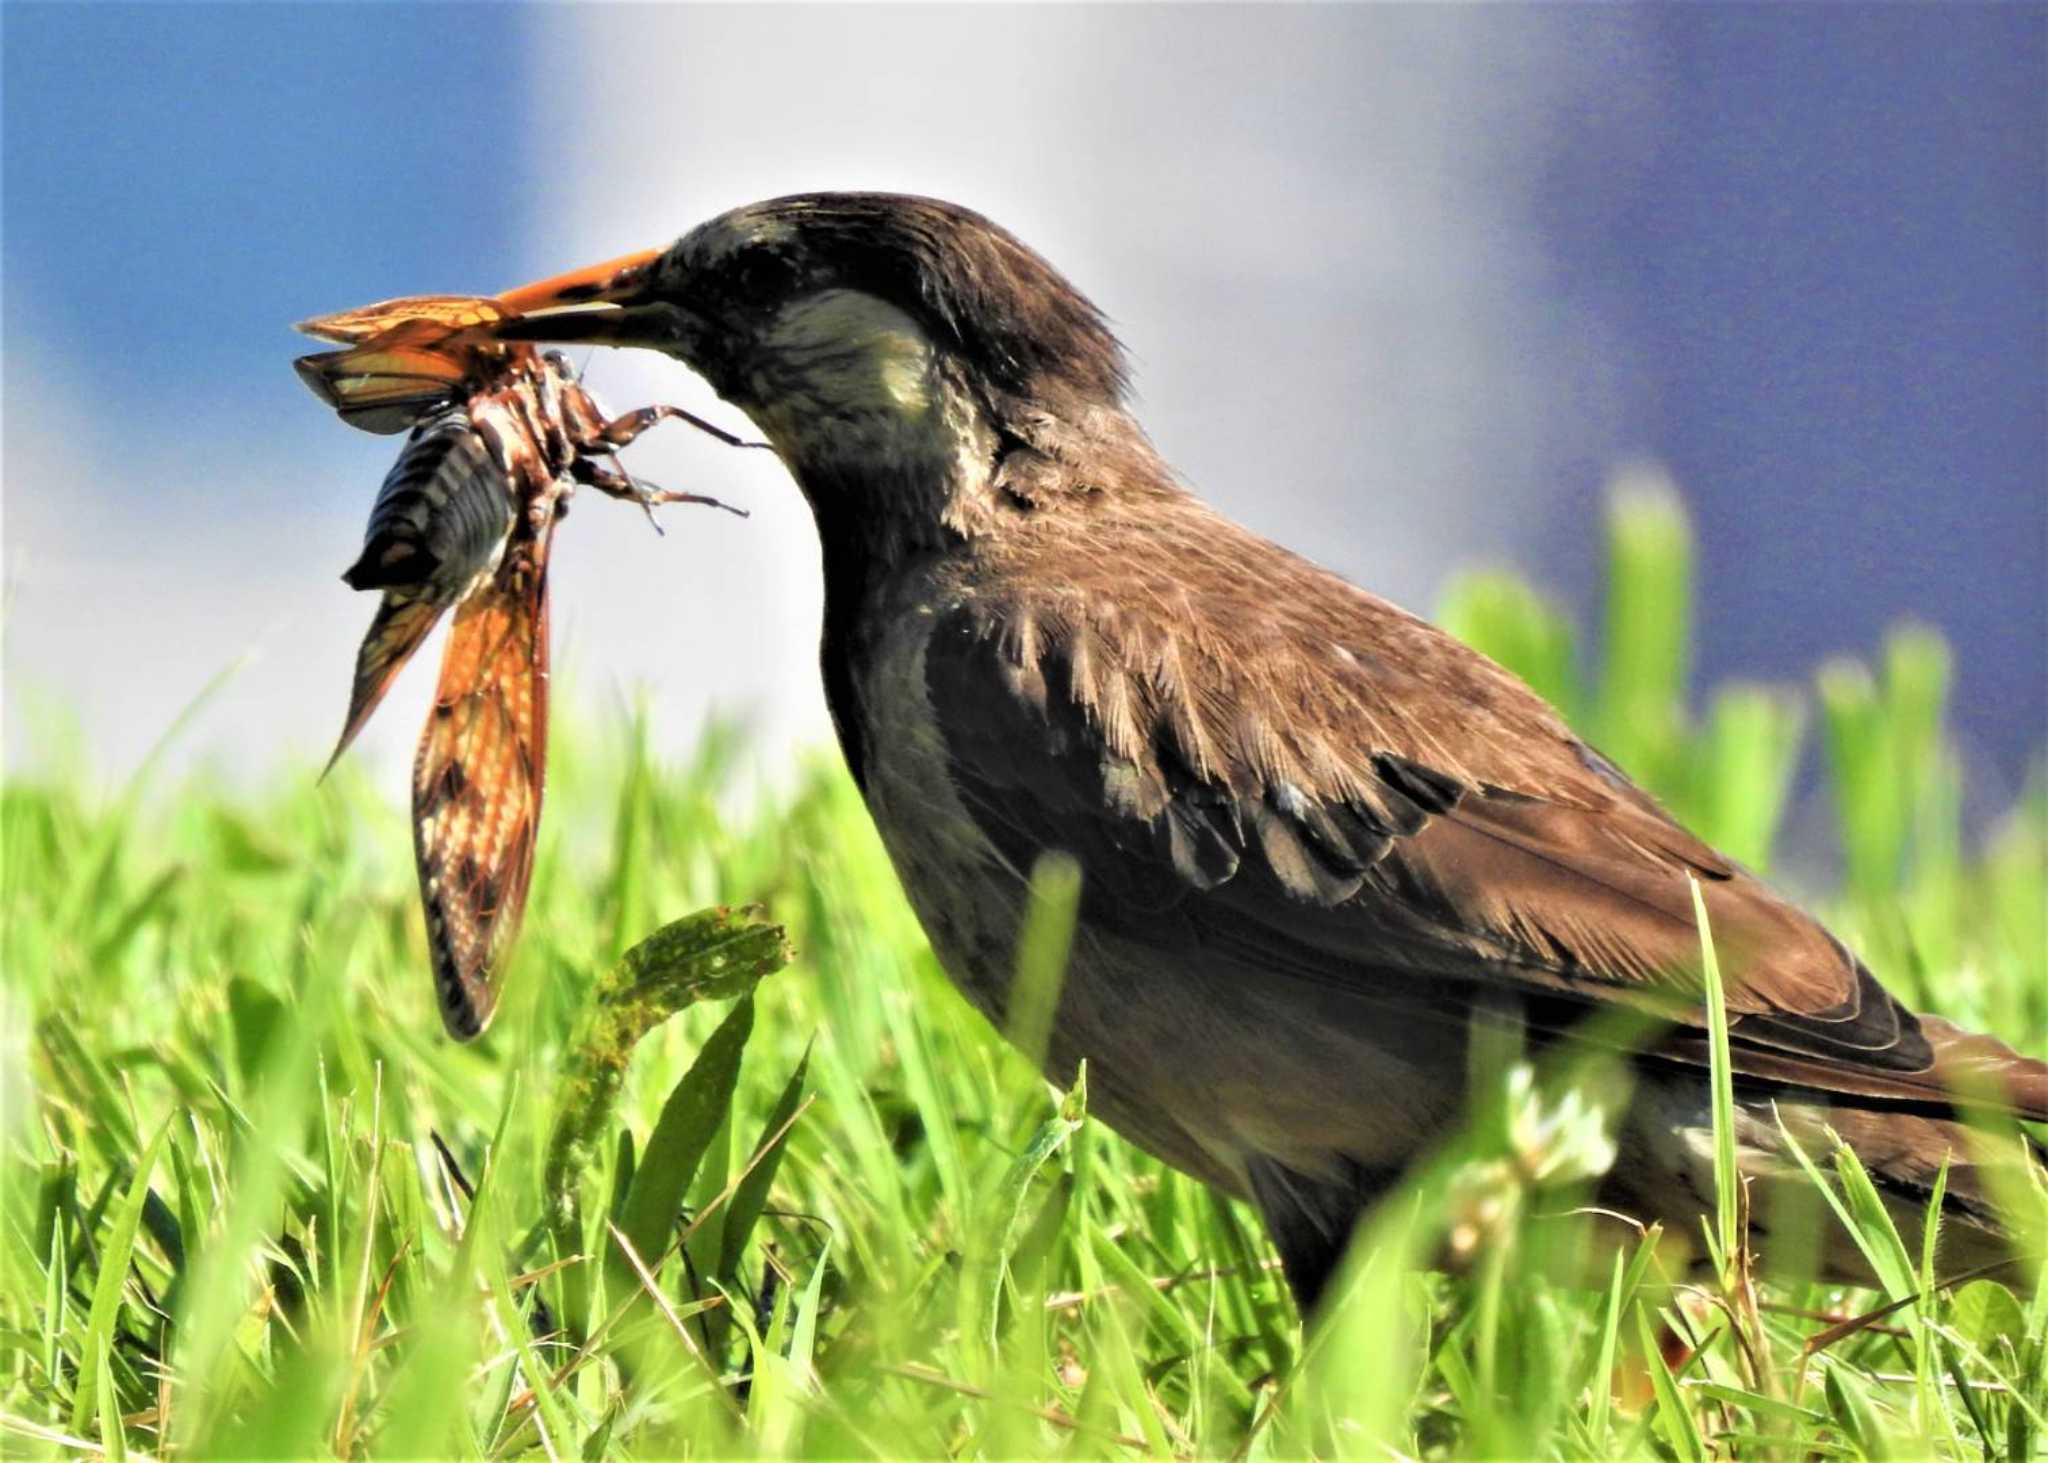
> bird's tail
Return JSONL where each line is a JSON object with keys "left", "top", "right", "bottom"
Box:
{"left": 1917, "top": 1013, "right": 2048, "bottom": 1124}
{"left": 1814, "top": 1099, "right": 2045, "bottom": 1291}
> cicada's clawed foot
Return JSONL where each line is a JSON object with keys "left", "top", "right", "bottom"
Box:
{"left": 631, "top": 481, "right": 750, "bottom": 523}
{"left": 573, "top": 454, "right": 748, "bottom": 535}
{"left": 596, "top": 404, "right": 772, "bottom": 454}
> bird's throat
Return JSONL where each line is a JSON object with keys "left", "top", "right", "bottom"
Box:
{"left": 740, "top": 291, "right": 1008, "bottom": 566}
{"left": 737, "top": 293, "right": 1013, "bottom": 794}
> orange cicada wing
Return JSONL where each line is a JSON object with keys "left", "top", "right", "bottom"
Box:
{"left": 326, "top": 593, "right": 449, "bottom": 776}
{"left": 295, "top": 344, "right": 476, "bottom": 435}
{"left": 410, "top": 521, "right": 555, "bottom": 1039}
{"left": 295, "top": 294, "right": 508, "bottom": 345}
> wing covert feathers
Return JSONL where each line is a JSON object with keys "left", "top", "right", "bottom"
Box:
{"left": 924, "top": 503, "right": 2048, "bottom": 1123}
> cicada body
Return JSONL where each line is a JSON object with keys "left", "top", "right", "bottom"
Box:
{"left": 329, "top": 412, "right": 516, "bottom": 765}
{"left": 300, "top": 294, "right": 744, "bottom": 1038}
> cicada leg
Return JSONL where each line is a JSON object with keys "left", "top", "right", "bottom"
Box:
{"left": 592, "top": 403, "right": 772, "bottom": 454}
{"left": 570, "top": 454, "right": 748, "bottom": 534}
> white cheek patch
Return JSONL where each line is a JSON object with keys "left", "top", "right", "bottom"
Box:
{"left": 762, "top": 290, "right": 935, "bottom": 418}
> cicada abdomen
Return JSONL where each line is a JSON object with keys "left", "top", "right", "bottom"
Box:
{"left": 344, "top": 411, "right": 516, "bottom": 599}
{"left": 328, "top": 410, "right": 519, "bottom": 769}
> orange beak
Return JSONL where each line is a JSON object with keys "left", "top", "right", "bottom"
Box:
{"left": 489, "top": 246, "right": 689, "bottom": 350}
{"left": 493, "top": 246, "right": 662, "bottom": 314}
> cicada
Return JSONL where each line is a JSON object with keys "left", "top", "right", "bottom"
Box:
{"left": 296, "top": 290, "right": 742, "bottom": 1038}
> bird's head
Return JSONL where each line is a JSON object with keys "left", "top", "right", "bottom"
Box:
{"left": 495, "top": 193, "right": 1135, "bottom": 530}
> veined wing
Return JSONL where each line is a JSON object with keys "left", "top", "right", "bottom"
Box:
{"left": 295, "top": 308, "right": 530, "bottom": 435}
{"left": 327, "top": 594, "right": 448, "bottom": 776}
{"left": 410, "top": 518, "right": 555, "bottom": 1039}
{"left": 295, "top": 293, "right": 508, "bottom": 345}
{"left": 294, "top": 343, "right": 475, "bottom": 435}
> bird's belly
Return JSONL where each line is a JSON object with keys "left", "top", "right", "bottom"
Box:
{"left": 849, "top": 611, "right": 1466, "bottom": 1196}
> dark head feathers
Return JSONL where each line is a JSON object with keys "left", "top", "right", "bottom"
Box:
{"left": 743, "top": 193, "right": 1130, "bottom": 402}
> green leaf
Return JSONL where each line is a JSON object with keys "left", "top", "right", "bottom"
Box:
{"left": 1831, "top": 1141, "right": 1918, "bottom": 1304}
{"left": 717, "top": 1041, "right": 812, "bottom": 1283}
{"left": 604, "top": 705, "right": 654, "bottom": 964}
{"left": 608, "top": 993, "right": 755, "bottom": 1309}
{"left": 542, "top": 906, "right": 788, "bottom": 1335}
{"left": 96, "top": 1335, "right": 125, "bottom": 1463}
{"left": 1635, "top": 1305, "right": 1706, "bottom": 1463}
{"left": 482, "top": 1200, "right": 577, "bottom": 1458}
{"left": 1819, "top": 659, "right": 1906, "bottom": 898}
{"left": 226, "top": 976, "right": 286, "bottom": 1087}
{"left": 1950, "top": 1280, "right": 2027, "bottom": 1354}
{"left": 1690, "top": 878, "right": 1741, "bottom": 1278}
{"left": 1687, "top": 1381, "right": 1827, "bottom": 1426}
{"left": 1823, "top": 1363, "right": 1887, "bottom": 1459}
{"left": 1586, "top": 1248, "right": 1626, "bottom": 1442}
{"left": 607, "top": 1127, "right": 637, "bottom": 1227}
{"left": 969, "top": 1063, "right": 1086, "bottom": 1356}
{"left": 1774, "top": 1115, "right": 1916, "bottom": 1307}
{"left": 1595, "top": 470, "right": 1693, "bottom": 792}
{"left": 72, "top": 1115, "right": 173, "bottom": 1442}
{"left": 1008, "top": 854, "right": 1081, "bottom": 1071}
{"left": 1695, "top": 684, "right": 1805, "bottom": 869}
{"left": 204, "top": 1334, "right": 349, "bottom": 1460}
{"left": 89, "top": 863, "right": 184, "bottom": 967}
{"left": 35, "top": 1015, "right": 139, "bottom": 1159}
{"left": 371, "top": 1294, "right": 484, "bottom": 1460}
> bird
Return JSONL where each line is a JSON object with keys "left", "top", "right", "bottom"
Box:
{"left": 488, "top": 192, "right": 2047, "bottom": 1312}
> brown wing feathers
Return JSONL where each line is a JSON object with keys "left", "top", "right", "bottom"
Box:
{"left": 930, "top": 515, "right": 2047, "bottom": 1124}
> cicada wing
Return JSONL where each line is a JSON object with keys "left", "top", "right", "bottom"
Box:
{"left": 295, "top": 294, "right": 507, "bottom": 345}
{"left": 295, "top": 345, "right": 472, "bottom": 435}
{"left": 325, "top": 593, "right": 450, "bottom": 777}
{"left": 411, "top": 527, "right": 554, "bottom": 1039}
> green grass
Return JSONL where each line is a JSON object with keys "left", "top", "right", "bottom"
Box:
{"left": 4, "top": 484, "right": 2044, "bottom": 1457}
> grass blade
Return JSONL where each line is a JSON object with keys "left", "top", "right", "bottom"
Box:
{"left": 70, "top": 1115, "right": 173, "bottom": 1442}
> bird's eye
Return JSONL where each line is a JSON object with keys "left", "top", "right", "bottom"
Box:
{"left": 733, "top": 248, "right": 797, "bottom": 307}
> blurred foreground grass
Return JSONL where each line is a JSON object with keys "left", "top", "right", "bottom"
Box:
{"left": 3, "top": 482, "right": 2044, "bottom": 1457}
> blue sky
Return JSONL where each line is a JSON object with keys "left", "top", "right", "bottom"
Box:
{"left": 4, "top": 4, "right": 2042, "bottom": 821}
{"left": 7, "top": 6, "right": 539, "bottom": 449}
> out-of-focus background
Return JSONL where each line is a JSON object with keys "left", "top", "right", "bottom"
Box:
{"left": 5, "top": 5, "right": 2042, "bottom": 808}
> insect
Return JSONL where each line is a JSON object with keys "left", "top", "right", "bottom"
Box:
{"left": 296, "top": 292, "right": 744, "bottom": 1038}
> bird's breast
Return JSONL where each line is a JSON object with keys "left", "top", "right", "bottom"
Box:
{"left": 838, "top": 579, "right": 1034, "bottom": 1017}
{"left": 820, "top": 565, "right": 1476, "bottom": 1197}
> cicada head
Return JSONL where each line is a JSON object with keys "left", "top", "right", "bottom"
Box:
{"left": 294, "top": 294, "right": 530, "bottom": 435}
